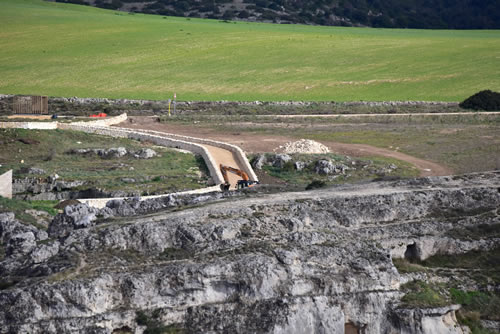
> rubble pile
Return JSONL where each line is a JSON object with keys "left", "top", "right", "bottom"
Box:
{"left": 275, "top": 139, "right": 330, "bottom": 154}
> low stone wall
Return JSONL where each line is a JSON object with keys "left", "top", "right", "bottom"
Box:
{"left": 78, "top": 185, "right": 222, "bottom": 209}
{"left": 70, "top": 113, "right": 128, "bottom": 127}
{"left": 0, "top": 113, "right": 126, "bottom": 129}
{"left": 130, "top": 129, "right": 258, "bottom": 182}
{"left": 0, "top": 122, "right": 58, "bottom": 130}
{"left": 0, "top": 170, "right": 12, "bottom": 199}
{"left": 0, "top": 93, "right": 460, "bottom": 116}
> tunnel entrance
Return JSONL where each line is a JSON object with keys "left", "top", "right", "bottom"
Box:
{"left": 345, "top": 322, "right": 359, "bottom": 334}
{"left": 404, "top": 243, "right": 419, "bottom": 262}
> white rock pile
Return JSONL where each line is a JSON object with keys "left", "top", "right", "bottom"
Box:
{"left": 275, "top": 139, "right": 330, "bottom": 154}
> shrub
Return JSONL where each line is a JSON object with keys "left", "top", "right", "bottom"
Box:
{"left": 400, "top": 281, "right": 449, "bottom": 308}
{"left": 392, "top": 258, "right": 426, "bottom": 273}
{"left": 451, "top": 289, "right": 500, "bottom": 321}
{"left": 282, "top": 161, "right": 295, "bottom": 172}
{"left": 135, "top": 311, "right": 148, "bottom": 326}
{"left": 136, "top": 310, "right": 184, "bottom": 334}
{"left": 238, "top": 10, "right": 250, "bottom": 18}
{"left": 459, "top": 90, "right": 500, "bottom": 111}
{"left": 305, "top": 179, "right": 326, "bottom": 190}
{"left": 457, "top": 310, "right": 497, "bottom": 334}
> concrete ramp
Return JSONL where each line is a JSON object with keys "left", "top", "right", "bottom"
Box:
{"left": 115, "top": 128, "right": 259, "bottom": 190}
{"left": 202, "top": 144, "right": 242, "bottom": 189}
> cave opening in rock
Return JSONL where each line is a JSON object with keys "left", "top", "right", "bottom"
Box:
{"left": 345, "top": 322, "right": 360, "bottom": 334}
{"left": 404, "top": 243, "right": 419, "bottom": 262}
{"left": 112, "top": 326, "right": 132, "bottom": 334}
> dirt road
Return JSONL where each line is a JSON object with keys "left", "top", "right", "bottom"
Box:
{"left": 323, "top": 142, "right": 452, "bottom": 176}
{"left": 120, "top": 117, "right": 453, "bottom": 177}
{"left": 256, "top": 111, "right": 500, "bottom": 118}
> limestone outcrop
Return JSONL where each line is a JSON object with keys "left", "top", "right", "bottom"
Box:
{"left": 0, "top": 172, "right": 498, "bottom": 333}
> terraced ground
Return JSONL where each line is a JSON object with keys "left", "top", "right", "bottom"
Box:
{"left": 0, "top": 128, "right": 208, "bottom": 195}
{"left": 0, "top": 0, "right": 499, "bottom": 101}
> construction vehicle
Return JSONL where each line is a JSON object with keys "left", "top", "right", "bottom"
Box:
{"left": 220, "top": 164, "right": 259, "bottom": 191}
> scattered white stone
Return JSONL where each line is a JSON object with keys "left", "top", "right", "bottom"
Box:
{"left": 134, "top": 148, "right": 157, "bottom": 159}
{"left": 275, "top": 139, "right": 330, "bottom": 154}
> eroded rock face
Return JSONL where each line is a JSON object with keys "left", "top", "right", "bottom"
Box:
{"left": 294, "top": 160, "right": 307, "bottom": 171}
{"left": 272, "top": 154, "right": 292, "bottom": 168}
{"left": 48, "top": 204, "right": 100, "bottom": 237}
{"left": 251, "top": 154, "right": 267, "bottom": 170}
{"left": 393, "top": 305, "right": 469, "bottom": 334}
{"left": 68, "top": 147, "right": 156, "bottom": 159}
{"left": 0, "top": 172, "right": 498, "bottom": 334}
{"left": 315, "top": 159, "right": 349, "bottom": 175}
{"left": 134, "top": 148, "right": 156, "bottom": 159}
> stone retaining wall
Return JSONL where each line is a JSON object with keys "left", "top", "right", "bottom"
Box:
{"left": 0, "top": 170, "right": 12, "bottom": 199}
{"left": 130, "top": 129, "right": 258, "bottom": 182}
{"left": 0, "top": 113, "right": 126, "bottom": 129}
{"left": 0, "top": 94, "right": 460, "bottom": 115}
{"left": 78, "top": 185, "right": 222, "bottom": 209}
{"left": 0, "top": 122, "right": 58, "bottom": 130}
{"left": 70, "top": 113, "right": 128, "bottom": 127}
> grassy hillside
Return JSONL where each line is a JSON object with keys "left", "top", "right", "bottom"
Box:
{"left": 83, "top": 0, "right": 500, "bottom": 29}
{"left": 0, "top": 0, "right": 499, "bottom": 102}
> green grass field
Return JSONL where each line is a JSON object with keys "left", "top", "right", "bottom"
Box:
{"left": 0, "top": 0, "right": 499, "bottom": 101}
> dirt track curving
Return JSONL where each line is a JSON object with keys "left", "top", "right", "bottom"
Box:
{"left": 119, "top": 117, "right": 453, "bottom": 177}
{"left": 323, "top": 142, "right": 452, "bottom": 176}
{"left": 256, "top": 111, "right": 500, "bottom": 118}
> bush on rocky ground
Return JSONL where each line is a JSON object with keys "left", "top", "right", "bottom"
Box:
{"left": 459, "top": 90, "right": 500, "bottom": 111}
{"left": 305, "top": 180, "right": 326, "bottom": 190}
{"left": 251, "top": 152, "right": 405, "bottom": 188}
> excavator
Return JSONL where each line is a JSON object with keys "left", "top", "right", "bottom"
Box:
{"left": 220, "top": 164, "right": 259, "bottom": 191}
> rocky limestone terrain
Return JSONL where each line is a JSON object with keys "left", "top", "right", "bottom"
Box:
{"left": 10, "top": 148, "right": 176, "bottom": 201}
{"left": 0, "top": 171, "right": 499, "bottom": 333}
{"left": 13, "top": 174, "right": 142, "bottom": 201}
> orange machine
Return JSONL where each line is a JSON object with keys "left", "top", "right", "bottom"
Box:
{"left": 90, "top": 113, "right": 107, "bottom": 118}
{"left": 220, "top": 164, "right": 259, "bottom": 191}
